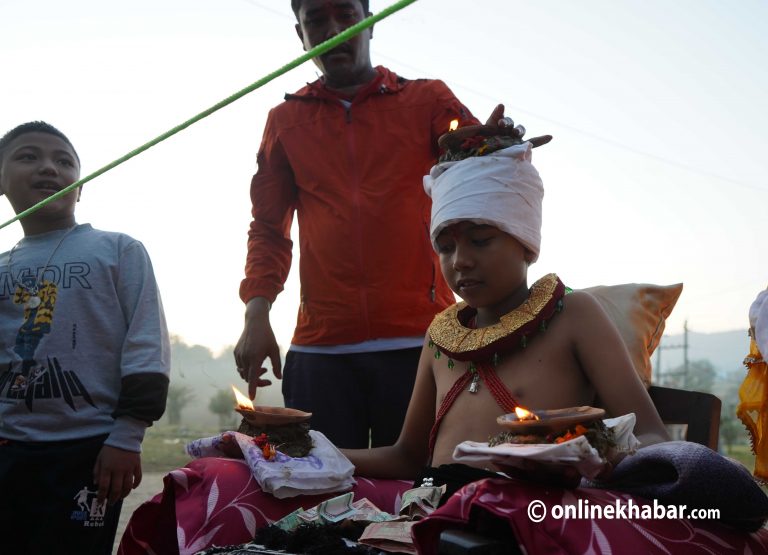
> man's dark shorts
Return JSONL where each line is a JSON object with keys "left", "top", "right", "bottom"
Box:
{"left": 282, "top": 347, "right": 421, "bottom": 449}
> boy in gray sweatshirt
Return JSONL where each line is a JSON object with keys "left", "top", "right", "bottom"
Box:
{"left": 0, "top": 121, "right": 170, "bottom": 553}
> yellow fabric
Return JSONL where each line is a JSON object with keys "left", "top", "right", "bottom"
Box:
{"left": 737, "top": 338, "right": 768, "bottom": 480}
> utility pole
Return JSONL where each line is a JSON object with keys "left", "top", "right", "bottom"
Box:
{"left": 654, "top": 319, "right": 689, "bottom": 387}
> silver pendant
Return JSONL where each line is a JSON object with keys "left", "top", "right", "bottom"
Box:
{"left": 25, "top": 296, "right": 42, "bottom": 309}
{"left": 468, "top": 373, "right": 480, "bottom": 393}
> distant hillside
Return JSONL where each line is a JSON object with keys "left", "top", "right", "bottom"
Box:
{"left": 653, "top": 329, "right": 750, "bottom": 377}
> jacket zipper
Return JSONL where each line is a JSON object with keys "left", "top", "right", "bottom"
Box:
{"left": 344, "top": 101, "right": 371, "bottom": 338}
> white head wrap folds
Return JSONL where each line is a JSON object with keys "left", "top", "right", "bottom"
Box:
{"left": 750, "top": 288, "right": 768, "bottom": 355}
{"left": 423, "top": 142, "right": 544, "bottom": 262}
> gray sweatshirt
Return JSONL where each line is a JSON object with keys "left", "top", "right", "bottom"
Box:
{"left": 0, "top": 224, "right": 170, "bottom": 452}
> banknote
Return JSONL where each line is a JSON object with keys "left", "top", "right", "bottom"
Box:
{"left": 316, "top": 492, "right": 356, "bottom": 523}
{"left": 273, "top": 507, "right": 306, "bottom": 531}
{"left": 398, "top": 485, "right": 446, "bottom": 519}
{"left": 358, "top": 521, "right": 417, "bottom": 554}
{"left": 347, "top": 497, "right": 397, "bottom": 523}
{"left": 296, "top": 507, "right": 319, "bottom": 524}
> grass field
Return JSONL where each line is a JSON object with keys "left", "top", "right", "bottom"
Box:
{"left": 141, "top": 424, "right": 219, "bottom": 473}
{"left": 725, "top": 443, "right": 758, "bottom": 470}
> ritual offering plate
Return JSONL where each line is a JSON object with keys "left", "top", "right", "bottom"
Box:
{"left": 496, "top": 406, "right": 605, "bottom": 436}
{"left": 454, "top": 413, "right": 638, "bottom": 481}
{"left": 438, "top": 123, "right": 511, "bottom": 151}
{"left": 236, "top": 406, "right": 313, "bottom": 457}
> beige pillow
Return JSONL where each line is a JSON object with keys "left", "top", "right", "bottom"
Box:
{"left": 581, "top": 283, "right": 683, "bottom": 387}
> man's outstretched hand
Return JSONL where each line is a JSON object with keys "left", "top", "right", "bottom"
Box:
{"left": 485, "top": 103, "right": 552, "bottom": 148}
{"left": 234, "top": 297, "right": 282, "bottom": 400}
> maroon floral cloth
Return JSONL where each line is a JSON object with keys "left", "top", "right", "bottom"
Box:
{"left": 412, "top": 478, "right": 768, "bottom": 555}
{"left": 117, "top": 457, "right": 411, "bottom": 555}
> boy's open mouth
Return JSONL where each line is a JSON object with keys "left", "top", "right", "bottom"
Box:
{"left": 32, "top": 181, "right": 64, "bottom": 196}
{"left": 33, "top": 180, "right": 63, "bottom": 194}
{"left": 457, "top": 279, "right": 482, "bottom": 291}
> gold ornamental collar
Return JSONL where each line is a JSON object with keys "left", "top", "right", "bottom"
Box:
{"left": 428, "top": 273, "right": 564, "bottom": 360}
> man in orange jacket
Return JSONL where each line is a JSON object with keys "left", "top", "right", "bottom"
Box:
{"left": 234, "top": 0, "right": 477, "bottom": 448}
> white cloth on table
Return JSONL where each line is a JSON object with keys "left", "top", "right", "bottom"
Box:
{"left": 186, "top": 430, "right": 356, "bottom": 499}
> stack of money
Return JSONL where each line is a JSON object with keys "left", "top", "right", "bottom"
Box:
{"left": 273, "top": 493, "right": 396, "bottom": 532}
{"left": 271, "top": 488, "right": 446, "bottom": 552}
{"left": 356, "top": 486, "right": 446, "bottom": 553}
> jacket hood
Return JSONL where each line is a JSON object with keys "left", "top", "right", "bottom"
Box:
{"left": 285, "top": 66, "right": 407, "bottom": 103}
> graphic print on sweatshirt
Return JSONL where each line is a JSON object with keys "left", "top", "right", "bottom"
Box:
{"left": 0, "top": 262, "right": 96, "bottom": 411}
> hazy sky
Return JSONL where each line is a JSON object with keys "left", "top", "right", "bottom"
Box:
{"left": 2, "top": 0, "right": 767, "bottom": 357}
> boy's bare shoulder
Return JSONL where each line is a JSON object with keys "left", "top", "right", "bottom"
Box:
{"left": 555, "top": 290, "right": 610, "bottom": 333}
{"left": 561, "top": 289, "right": 603, "bottom": 314}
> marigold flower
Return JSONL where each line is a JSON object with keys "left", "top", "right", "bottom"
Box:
{"left": 253, "top": 433, "right": 277, "bottom": 460}
{"left": 554, "top": 424, "right": 589, "bottom": 444}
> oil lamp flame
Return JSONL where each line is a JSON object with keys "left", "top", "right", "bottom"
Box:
{"left": 448, "top": 119, "right": 459, "bottom": 132}
{"left": 231, "top": 385, "right": 254, "bottom": 410}
{"left": 515, "top": 406, "right": 539, "bottom": 421}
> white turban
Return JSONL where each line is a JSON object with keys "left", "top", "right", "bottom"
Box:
{"left": 750, "top": 288, "right": 768, "bottom": 355}
{"left": 423, "top": 142, "right": 544, "bottom": 262}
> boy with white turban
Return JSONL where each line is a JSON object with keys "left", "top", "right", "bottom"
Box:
{"left": 344, "top": 114, "right": 669, "bottom": 479}
{"left": 121, "top": 114, "right": 767, "bottom": 554}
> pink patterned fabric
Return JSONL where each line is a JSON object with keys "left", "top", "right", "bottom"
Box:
{"left": 117, "top": 457, "right": 411, "bottom": 555}
{"left": 412, "top": 478, "right": 768, "bottom": 555}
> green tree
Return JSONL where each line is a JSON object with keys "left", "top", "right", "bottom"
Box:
{"left": 209, "top": 389, "right": 237, "bottom": 429}
{"left": 166, "top": 384, "right": 195, "bottom": 426}
{"left": 717, "top": 369, "right": 752, "bottom": 453}
{"left": 661, "top": 359, "right": 717, "bottom": 393}
{"left": 720, "top": 406, "right": 744, "bottom": 454}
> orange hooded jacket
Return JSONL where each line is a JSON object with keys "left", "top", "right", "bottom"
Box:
{"left": 240, "top": 66, "right": 478, "bottom": 346}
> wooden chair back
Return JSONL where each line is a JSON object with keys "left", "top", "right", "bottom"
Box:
{"left": 647, "top": 385, "right": 721, "bottom": 450}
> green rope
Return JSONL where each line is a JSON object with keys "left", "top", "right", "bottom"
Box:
{"left": 0, "top": 0, "right": 419, "bottom": 231}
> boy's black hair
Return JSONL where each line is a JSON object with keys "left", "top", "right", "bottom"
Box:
{"left": 291, "top": 0, "right": 369, "bottom": 18}
{"left": 0, "top": 121, "right": 80, "bottom": 168}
